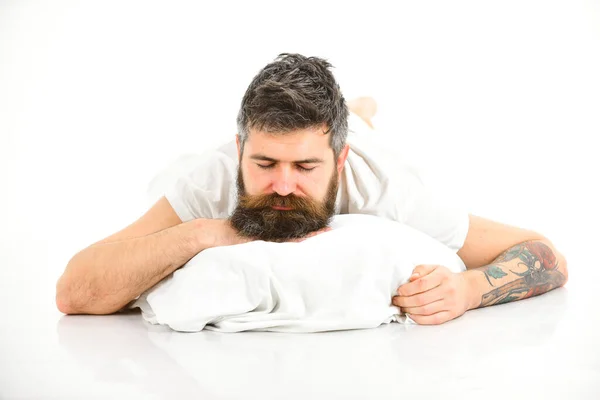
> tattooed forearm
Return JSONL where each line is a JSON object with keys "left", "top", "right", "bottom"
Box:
{"left": 471, "top": 241, "right": 567, "bottom": 308}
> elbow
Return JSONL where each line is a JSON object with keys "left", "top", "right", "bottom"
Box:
{"left": 55, "top": 293, "right": 76, "bottom": 315}
{"left": 55, "top": 275, "right": 85, "bottom": 315}
{"left": 55, "top": 273, "right": 122, "bottom": 315}
{"left": 559, "top": 253, "right": 569, "bottom": 286}
{"left": 55, "top": 286, "right": 121, "bottom": 315}
{"left": 56, "top": 254, "right": 89, "bottom": 314}
{"left": 540, "top": 238, "right": 569, "bottom": 287}
{"left": 550, "top": 244, "right": 569, "bottom": 287}
{"left": 56, "top": 289, "right": 77, "bottom": 315}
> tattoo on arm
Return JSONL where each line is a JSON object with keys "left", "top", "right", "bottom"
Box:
{"left": 478, "top": 241, "right": 567, "bottom": 307}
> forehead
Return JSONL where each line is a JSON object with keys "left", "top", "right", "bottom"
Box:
{"left": 245, "top": 126, "right": 332, "bottom": 161}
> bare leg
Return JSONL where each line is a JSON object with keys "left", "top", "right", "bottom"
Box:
{"left": 348, "top": 97, "right": 377, "bottom": 129}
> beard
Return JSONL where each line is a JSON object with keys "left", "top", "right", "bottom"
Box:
{"left": 229, "top": 167, "right": 339, "bottom": 242}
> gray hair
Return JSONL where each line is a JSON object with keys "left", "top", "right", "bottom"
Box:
{"left": 236, "top": 53, "right": 349, "bottom": 158}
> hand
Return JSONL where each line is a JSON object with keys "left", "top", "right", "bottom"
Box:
{"left": 207, "top": 220, "right": 332, "bottom": 247}
{"left": 205, "top": 219, "right": 254, "bottom": 248}
{"left": 392, "top": 264, "right": 472, "bottom": 325}
{"left": 285, "top": 226, "right": 332, "bottom": 243}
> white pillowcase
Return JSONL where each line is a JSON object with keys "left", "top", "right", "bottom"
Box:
{"left": 132, "top": 214, "right": 466, "bottom": 332}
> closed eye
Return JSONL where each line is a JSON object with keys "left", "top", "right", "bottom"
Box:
{"left": 296, "top": 165, "right": 316, "bottom": 172}
{"left": 256, "top": 163, "right": 316, "bottom": 172}
{"left": 257, "top": 163, "right": 275, "bottom": 170}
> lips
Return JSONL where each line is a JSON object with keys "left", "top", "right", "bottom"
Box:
{"left": 271, "top": 206, "right": 293, "bottom": 211}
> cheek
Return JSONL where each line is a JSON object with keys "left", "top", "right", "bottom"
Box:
{"left": 242, "top": 164, "right": 284, "bottom": 194}
{"left": 300, "top": 172, "right": 321, "bottom": 187}
{"left": 241, "top": 166, "right": 262, "bottom": 193}
{"left": 300, "top": 170, "right": 331, "bottom": 196}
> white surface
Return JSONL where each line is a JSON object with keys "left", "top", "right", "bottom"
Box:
{"left": 1, "top": 1, "right": 600, "bottom": 399}
{"left": 1, "top": 264, "right": 599, "bottom": 399}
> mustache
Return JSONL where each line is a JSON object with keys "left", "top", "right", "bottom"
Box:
{"left": 237, "top": 192, "right": 322, "bottom": 213}
{"left": 231, "top": 168, "right": 339, "bottom": 241}
{"left": 231, "top": 191, "right": 333, "bottom": 241}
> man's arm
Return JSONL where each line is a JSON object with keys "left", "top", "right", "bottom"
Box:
{"left": 464, "top": 239, "right": 568, "bottom": 310}
{"left": 394, "top": 214, "right": 568, "bottom": 324}
{"left": 457, "top": 214, "right": 568, "bottom": 307}
{"left": 456, "top": 214, "right": 555, "bottom": 269}
{"left": 56, "top": 197, "right": 246, "bottom": 315}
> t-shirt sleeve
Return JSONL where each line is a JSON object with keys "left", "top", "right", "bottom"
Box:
{"left": 343, "top": 126, "right": 470, "bottom": 253}
{"left": 163, "top": 146, "right": 238, "bottom": 222}
{"left": 398, "top": 177, "right": 470, "bottom": 253}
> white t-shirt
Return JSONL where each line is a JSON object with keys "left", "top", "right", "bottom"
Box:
{"left": 161, "top": 112, "right": 470, "bottom": 252}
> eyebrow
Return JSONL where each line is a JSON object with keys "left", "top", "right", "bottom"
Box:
{"left": 249, "top": 154, "right": 325, "bottom": 164}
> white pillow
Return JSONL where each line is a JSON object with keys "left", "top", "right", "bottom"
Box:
{"left": 132, "top": 214, "right": 466, "bottom": 332}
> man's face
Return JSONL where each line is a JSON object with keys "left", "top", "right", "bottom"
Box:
{"left": 230, "top": 125, "right": 348, "bottom": 242}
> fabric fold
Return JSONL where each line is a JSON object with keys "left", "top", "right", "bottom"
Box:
{"left": 132, "top": 214, "right": 466, "bottom": 333}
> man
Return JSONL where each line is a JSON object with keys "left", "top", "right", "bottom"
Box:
{"left": 56, "top": 53, "right": 568, "bottom": 325}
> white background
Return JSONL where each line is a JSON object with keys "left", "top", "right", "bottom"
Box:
{"left": 1, "top": 0, "right": 599, "bottom": 299}
{"left": 2, "top": 0, "right": 599, "bottom": 272}
{"left": 1, "top": 1, "right": 599, "bottom": 398}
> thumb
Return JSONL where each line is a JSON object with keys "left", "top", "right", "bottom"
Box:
{"left": 410, "top": 264, "right": 438, "bottom": 281}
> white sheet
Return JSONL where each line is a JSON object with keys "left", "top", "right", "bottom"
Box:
{"left": 132, "top": 214, "right": 466, "bottom": 332}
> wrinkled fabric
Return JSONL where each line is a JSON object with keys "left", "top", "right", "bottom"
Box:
{"left": 132, "top": 214, "right": 466, "bottom": 333}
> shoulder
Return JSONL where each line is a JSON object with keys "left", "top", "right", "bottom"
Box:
{"left": 340, "top": 129, "right": 427, "bottom": 221}
{"left": 149, "top": 140, "right": 239, "bottom": 220}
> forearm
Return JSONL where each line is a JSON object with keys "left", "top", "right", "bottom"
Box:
{"left": 56, "top": 218, "right": 213, "bottom": 315}
{"left": 463, "top": 239, "right": 568, "bottom": 310}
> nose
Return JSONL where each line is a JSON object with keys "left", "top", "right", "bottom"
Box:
{"left": 271, "top": 165, "right": 297, "bottom": 196}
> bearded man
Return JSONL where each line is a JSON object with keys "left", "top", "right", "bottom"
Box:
{"left": 56, "top": 53, "right": 568, "bottom": 325}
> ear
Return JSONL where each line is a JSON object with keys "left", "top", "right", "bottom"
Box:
{"left": 336, "top": 144, "right": 350, "bottom": 175}
{"left": 235, "top": 134, "right": 241, "bottom": 162}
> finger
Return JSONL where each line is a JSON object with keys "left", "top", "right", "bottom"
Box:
{"left": 235, "top": 235, "right": 255, "bottom": 245}
{"left": 306, "top": 228, "right": 329, "bottom": 238}
{"left": 287, "top": 227, "right": 332, "bottom": 243}
{"left": 288, "top": 236, "right": 311, "bottom": 243}
{"left": 393, "top": 284, "right": 445, "bottom": 308}
{"left": 400, "top": 299, "right": 446, "bottom": 316}
{"left": 408, "top": 311, "right": 454, "bottom": 325}
{"left": 397, "top": 269, "right": 442, "bottom": 297}
{"left": 286, "top": 235, "right": 308, "bottom": 243}
{"left": 403, "top": 264, "right": 437, "bottom": 285}
{"left": 411, "top": 264, "right": 438, "bottom": 279}
{"left": 317, "top": 226, "right": 332, "bottom": 234}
